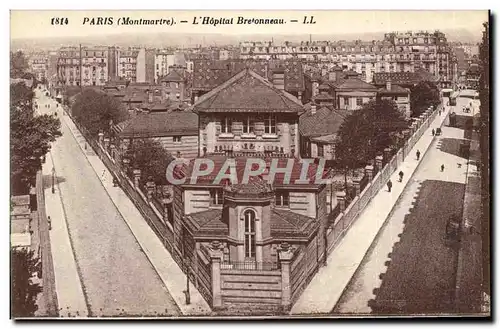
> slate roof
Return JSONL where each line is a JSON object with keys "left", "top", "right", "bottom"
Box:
{"left": 174, "top": 156, "right": 329, "bottom": 187}
{"left": 224, "top": 175, "right": 274, "bottom": 196}
{"left": 192, "top": 59, "right": 305, "bottom": 92}
{"left": 185, "top": 209, "right": 228, "bottom": 237}
{"left": 192, "top": 68, "right": 303, "bottom": 113}
{"left": 271, "top": 208, "right": 318, "bottom": 239}
{"left": 161, "top": 69, "right": 184, "bottom": 82}
{"left": 335, "top": 77, "right": 378, "bottom": 91}
{"left": 299, "top": 106, "right": 351, "bottom": 138}
{"left": 373, "top": 70, "right": 438, "bottom": 86}
{"left": 184, "top": 207, "right": 318, "bottom": 239}
{"left": 377, "top": 84, "right": 410, "bottom": 95}
{"left": 115, "top": 110, "right": 198, "bottom": 138}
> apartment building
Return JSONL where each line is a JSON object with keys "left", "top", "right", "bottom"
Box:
{"left": 239, "top": 31, "right": 457, "bottom": 87}
{"left": 57, "top": 46, "right": 113, "bottom": 86}
{"left": 29, "top": 53, "right": 48, "bottom": 82}
{"left": 154, "top": 51, "right": 187, "bottom": 83}
{"left": 118, "top": 47, "right": 147, "bottom": 83}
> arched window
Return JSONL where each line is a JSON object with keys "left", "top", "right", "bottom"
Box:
{"left": 243, "top": 210, "right": 256, "bottom": 259}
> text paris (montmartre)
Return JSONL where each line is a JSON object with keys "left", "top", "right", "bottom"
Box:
{"left": 192, "top": 16, "right": 286, "bottom": 27}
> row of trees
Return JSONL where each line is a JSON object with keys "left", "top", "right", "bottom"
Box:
{"left": 11, "top": 82, "right": 62, "bottom": 194}
{"left": 333, "top": 80, "right": 440, "bottom": 195}
{"left": 71, "top": 89, "right": 129, "bottom": 137}
{"left": 71, "top": 89, "right": 174, "bottom": 186}
{"left": 11, "top": 51, "right": 59, "bottom": 317}
{"left": 11, "top": 248, "right": 42, "bottom": 317}
{"left": 410, "top": 81, "right": 441, "bottom": 117}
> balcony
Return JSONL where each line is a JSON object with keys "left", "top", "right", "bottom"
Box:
{"left": 221, "top": 261, "right": 279, "bottom": 271}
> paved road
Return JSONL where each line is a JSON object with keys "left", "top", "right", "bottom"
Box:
{"left": 35, "top": 88, "right": 180, "bottom": 317}
{"left": 334, "top": 97, "right": 474, "bottom": 315}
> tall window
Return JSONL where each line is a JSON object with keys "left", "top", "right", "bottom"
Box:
{"left": 244, "top": 210, "right": 256, "bottom": 259}
{"left": 210, "top": 189, "right": 223, "bottom": 206}
{"left": 242, "top": 116, "right": 254, "bottom": 134}
{"left": 264, "top": 114, "right": 276, "bottom": 134}
{"left": 275, "top": 191, "right": 290, "bottom": 207}
{"left": 356, "top": 97, "right": 363, "bottom": 106}
{"left": 343, "top": 97, "right": 349, "bottom": 108}
{"left": 221, "top": 117, "right": 232, "bottom": 133}
{"left": 318, "top": 145, "right": 324, "bottom": 157}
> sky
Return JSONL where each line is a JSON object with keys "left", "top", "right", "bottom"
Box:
{"left": 10, "top": 10, "right": 488, "bottom": 40}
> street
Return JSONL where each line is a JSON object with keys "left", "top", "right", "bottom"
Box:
{"left": 35, "top": 88, "right": 181, "bottom": 317}
{"left": 334, "top": 95, "right": 476, "bottom": 315}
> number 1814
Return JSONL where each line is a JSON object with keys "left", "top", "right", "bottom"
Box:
{"left": 51, "top": 17, "right": 69, "bottom": 25}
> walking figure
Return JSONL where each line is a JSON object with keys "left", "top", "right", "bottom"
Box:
{"left": 441, "top": 164, "right": 445, "bottom": 172}
{"left": 398, "top": 171, "right": 404, "bottom": 182}
{"left": 47, "top": 216, "right": 52, "bottom": 230}
{"left": 416, "top": 150, "right": 421, "bottom": 161}
{"left": 432, "top": 129, "right": 435, "bottom": 136}
{"left": 387, "top": 180, "right": 393, "bottom": 192}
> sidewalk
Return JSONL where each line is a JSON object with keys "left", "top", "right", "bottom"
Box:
{"left": 291, "top": 107, "right": 450, "bottom": 315}
{"left": 43, "top": 152, "right": 88, "bottom": 317}
{"left": 61, "top": 114, "right": 211, "bottom": 316}
{"left": 455, "top": 129, "right": 484, "bottom": 313}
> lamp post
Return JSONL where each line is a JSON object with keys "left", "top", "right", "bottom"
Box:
{"left": 51, "top": 167, "right": 56, "bottom": 194}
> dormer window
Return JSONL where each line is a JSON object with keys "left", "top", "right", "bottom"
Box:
{"left": 275, "top": 191, "right": 290, "bottom": 207}
{"left": 210, "top": 189, "right": 223, "bottom": 206}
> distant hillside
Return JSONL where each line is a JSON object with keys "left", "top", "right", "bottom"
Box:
{"left": 10, "top": 28, "right": 481, "bottom": 52}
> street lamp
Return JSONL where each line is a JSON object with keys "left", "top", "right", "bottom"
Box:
{"left": 51, "top": 167, "right": 56, "bottom": 194}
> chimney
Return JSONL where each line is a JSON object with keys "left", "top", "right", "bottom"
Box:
{"left": 311, "top": 104, "right": 317, "bottom": 115}
{"left": 386, "top": 79, "right": 392, "bottom": 91}
{"left": 329, "top": 71, "right": 336, "bottom": 81}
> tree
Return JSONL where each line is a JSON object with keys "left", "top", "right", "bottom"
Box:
{"left": 11, "top": 248, "right": 42, "bottom": 318}
{"left": 10, "top": 82, "right": 61, "bottom": 194}
{"left": 11, "top": 82, "right": 34, "bottom": 109}
{"left": 335, "top": 109, "right": 373, "bottom": 194}
{"left": 71, "top": 89, "right": 128, "bottom": 136}
{"left": 366, "top": 98, "right": 409, "bottom": 154}
{"left": 128, "top": 138, "right": 175, "bottom": 186}
{"left": 410, "top": 81, "right": 440, "bottom": 117}
{"left": 335, "top": 98, "right": 408, "bottom": 190}
{"left": 10, "top": 51, "right": 29, "bottom": 79}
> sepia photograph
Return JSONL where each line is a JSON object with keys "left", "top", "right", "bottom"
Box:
{"left": 9, "top": 9, "right": 491, "bottom": 320}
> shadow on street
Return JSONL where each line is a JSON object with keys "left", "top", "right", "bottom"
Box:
{"left": 42, "top": 174, "right": 66, "bottom": 190}
{"left": 436, "top": 138, "right": 470, "bottom": 160}
{"left": 368, "top": 179, "right": 465, "bottom": 315}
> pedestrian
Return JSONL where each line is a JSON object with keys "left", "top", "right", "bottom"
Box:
{"left": 432, "top": 129, "right": 435, "bottom": 136}
{"left": 398, "top": 170, "right": 404, "bottom": 182}
{"left": 441, "top": 164, "right": 445, "bottom": 172}
{"left": 416, "top": 150, "right": 421, "bottom": 161}
{"left": 47, "top": 216, "right": 52, "bottom": 230}
{"left": 387, "top": 179, "right": 393, "bottom": 192}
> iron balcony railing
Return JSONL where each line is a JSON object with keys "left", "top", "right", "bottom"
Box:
{"left": 221, "top": 261, "right": 280, "bottom": 271}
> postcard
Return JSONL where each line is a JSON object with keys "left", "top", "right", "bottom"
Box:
{"left": 9, "top": 9, "right": 491, "bottom": 319}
